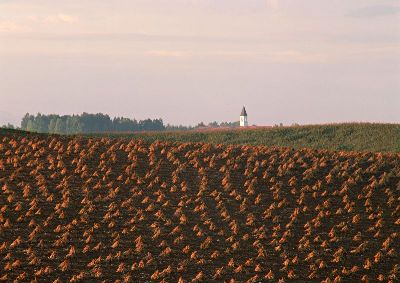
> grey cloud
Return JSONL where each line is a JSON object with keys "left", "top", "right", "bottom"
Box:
{"left": 348, "top": 5, "right": 400, "bottom": 18}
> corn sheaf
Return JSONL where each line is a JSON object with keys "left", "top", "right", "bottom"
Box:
{"left": 0, "top": 134, "right": 399, "bottom": 282}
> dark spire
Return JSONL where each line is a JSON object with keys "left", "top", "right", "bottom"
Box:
{"left": 240, "top": 106, "right": 247, "bottom": 116}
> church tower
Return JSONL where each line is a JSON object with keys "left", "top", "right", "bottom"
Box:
{"left": 240, "top": 106, "right": 248, "bottom": 127}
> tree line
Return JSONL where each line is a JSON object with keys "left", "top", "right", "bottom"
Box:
{"left": 20, "top": 113, "right": 165, "bottom": 134}
{"left": 17, "top": 113, "right": 240, "bottom": 134}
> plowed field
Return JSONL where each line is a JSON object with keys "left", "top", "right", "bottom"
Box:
{"left": 1, "top": 134, "right": 399, "bottom": 282}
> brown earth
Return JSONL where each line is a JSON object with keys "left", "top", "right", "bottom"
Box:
{"left": 0, "top": 134, "right": 399, "bottom": 282}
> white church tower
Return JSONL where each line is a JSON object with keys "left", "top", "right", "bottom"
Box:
{"left": 240, "top": 106, "right": 248, "bottom": 127}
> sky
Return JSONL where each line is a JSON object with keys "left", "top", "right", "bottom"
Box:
{"left": 1, "top": 0, "right": 399, "bottom": 126}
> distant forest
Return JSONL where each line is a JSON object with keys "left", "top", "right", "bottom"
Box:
{"left": 18, "top": 113, "right": 239, "bottom": 134}
{"left": 20, "top": 113, "right": 165, "bottom": 134}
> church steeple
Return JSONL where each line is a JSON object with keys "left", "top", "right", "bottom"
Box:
{"left": 240, "top": 106, "right": 248, "bottom": 127}
{"left": 240, "top": 106, "right": 247, "bottom": 117}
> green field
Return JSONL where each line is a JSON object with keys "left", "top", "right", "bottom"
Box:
{"left": 3, "top": 123, "right": 400, "bottom": 153}
{"left": 87, "top": 123, "right": 400, "bottom": 153}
